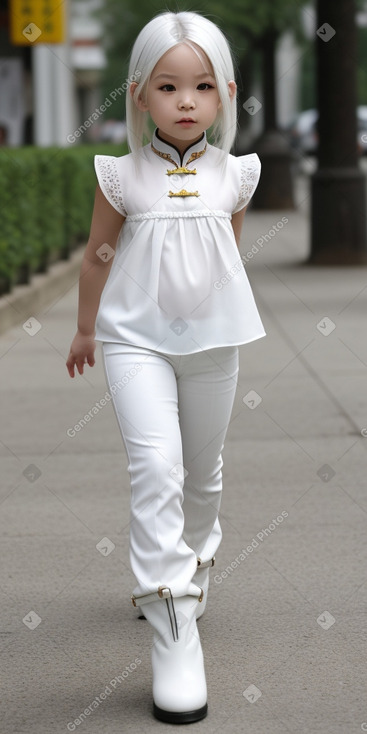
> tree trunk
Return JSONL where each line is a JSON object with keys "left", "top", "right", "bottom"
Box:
{"left": 310, "top": 0, "right": 367, "bottom": 263}
{"left": 263, "top": 29, "right": 277, "bottom": 131}
{"left": 234, "top": 49, "right": 254, "bottom": 155}
{"left": 251, "top": 27, "right": 295, "bottom": 210}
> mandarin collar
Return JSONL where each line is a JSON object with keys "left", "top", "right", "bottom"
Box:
{"left": 151, "top": 127, "right": 207, "bottom": 168}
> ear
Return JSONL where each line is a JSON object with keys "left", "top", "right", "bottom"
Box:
{"left": 228, "top": 80, "right": 237, "bottom": 101}
{"left": 217, "top": 80, "right": 237, "bottom": 110}
{"left": 129, "top": 81, "right": 149, "bottom": 111}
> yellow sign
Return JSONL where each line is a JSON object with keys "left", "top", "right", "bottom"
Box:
{"left": 10, "top": 0, "right": 65, "bottom": 45}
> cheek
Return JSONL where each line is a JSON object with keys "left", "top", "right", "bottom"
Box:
{"left": 150, "top": 94, "right": 169, "bottom": 112}
{"left": 208, "top": 96, "right": 221, "bottom": 114}
{"left": 146, "top": 89, "right": 160, "bottom": 107}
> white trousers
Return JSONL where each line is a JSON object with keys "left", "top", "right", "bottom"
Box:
{"left": 102, "top": 342, "right": 239, "bottom": 598}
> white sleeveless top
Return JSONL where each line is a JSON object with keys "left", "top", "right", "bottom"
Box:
{"left": 93, "top": 128, "right": 266, "bottom": 354}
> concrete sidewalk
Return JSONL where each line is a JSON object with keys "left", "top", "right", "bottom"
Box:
{"left": 1, "top": 185, "right": 367, "bottom": 734}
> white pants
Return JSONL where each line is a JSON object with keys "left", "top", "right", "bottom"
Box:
{"left": 102, "top": 342, "right": 239, "bottom": 598}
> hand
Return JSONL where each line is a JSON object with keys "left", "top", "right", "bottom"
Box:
{"left": 66, "top": 331, "right": 96, "bottom": 378}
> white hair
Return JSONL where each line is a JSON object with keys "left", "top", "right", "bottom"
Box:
{"left": 126, "top": 11, "right": 237, "bottom": 160}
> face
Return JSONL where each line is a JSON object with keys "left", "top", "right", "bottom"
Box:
{"left": 130, "top": 42, "right": 236, "bottom": 153}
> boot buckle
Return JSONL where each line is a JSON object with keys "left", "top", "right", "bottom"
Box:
{"left": 158, "top": 585, "right": 172, "bottom": 599}
{"left": 197, "top": 556, "right": 215, "bottom": 569}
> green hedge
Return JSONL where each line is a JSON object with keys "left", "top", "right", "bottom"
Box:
{"left": 0, "top": 142, "right": 128, "bottom": 296}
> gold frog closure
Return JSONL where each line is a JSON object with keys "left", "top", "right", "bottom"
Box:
{"left": 151, "top": 142, "right": 207, "bottom": 170}
{"left": 166, "top": 167, "right": 197, "bottom": 176}
{"left": 168, "top": 189, "right": 199, "bottom": 198}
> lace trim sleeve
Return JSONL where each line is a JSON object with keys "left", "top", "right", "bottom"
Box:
{"left": 94, "top": 155, "right": 127, "bottom": 216}
{"left": 233, "top": 153, "right": 261, "bottom": 214}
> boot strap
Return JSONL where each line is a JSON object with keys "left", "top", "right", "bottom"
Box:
{"left": 131, "top": 585, "right": 204, "bottom": 607}
{"left": 197, "top": 556, "right": 215, "bottom": 569}
{"left": 131, "top": 585, "right": 204, "bottom": 643}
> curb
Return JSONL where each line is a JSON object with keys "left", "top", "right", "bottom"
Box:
{"left": 0, "top": 246, "right": 85, "bottom": 336}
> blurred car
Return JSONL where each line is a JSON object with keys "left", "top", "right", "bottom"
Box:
{"left": 288, "top": 109, "right": 318, "bottom": 155}
{"left": 357, "top": 106, "right": 367, "bottom": 153}
{"left": 288, "top": 107, "right": 367, "bottom": 155}
{"left": 98, "top": 120, "right": 127, "bottom": 144}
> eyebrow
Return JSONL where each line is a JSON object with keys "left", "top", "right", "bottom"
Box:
{"left": 152, "top": 72, "right": 215, "bottom": 80}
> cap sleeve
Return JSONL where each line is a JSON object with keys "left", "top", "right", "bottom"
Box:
{"left": 94, "top": 155, "right": 127, "bottom": 216}
{"left": 233, "top": 153, "right": 261, "bottom": 214}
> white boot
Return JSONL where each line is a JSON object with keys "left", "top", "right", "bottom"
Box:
{"left": 132, "top": 583, "right": 208, "bottom": 723}
{"left": 193, "top": 557, "right": 215, "bottom": 620}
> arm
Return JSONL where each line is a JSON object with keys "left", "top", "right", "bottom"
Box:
{"left": 77, "top": 185, "right": 125, "bottom": 334}
{"left": 66, "top": 185, "right": 125, "bottom": 377}
{"left": 231, "top": 206, "right": 247, "bottom": 249}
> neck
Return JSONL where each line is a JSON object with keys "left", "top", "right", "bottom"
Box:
{"left": 156, "top": 128, "right": 205, "bottom": 158}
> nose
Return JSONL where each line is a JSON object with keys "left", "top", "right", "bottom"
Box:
{"left": 178, "top": 93, "right": 195, "bottom": 110}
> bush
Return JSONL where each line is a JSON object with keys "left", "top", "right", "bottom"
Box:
{"left": 0, "top": 142, "right": 127, "bottom": 295}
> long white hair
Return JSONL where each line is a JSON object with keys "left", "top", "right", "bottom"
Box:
{"left": 126, "top": 11, "right": 237, "bottom": 159}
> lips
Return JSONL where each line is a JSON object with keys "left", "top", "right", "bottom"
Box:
{"left": 177, "top": 118, "right": 195, "bottom": 123}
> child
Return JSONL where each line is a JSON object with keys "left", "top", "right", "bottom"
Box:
{"left": 66, "top": 10, "right": 265, "bottom": 724}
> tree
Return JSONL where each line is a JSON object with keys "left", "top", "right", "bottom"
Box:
{"left": 310, "top": 0, "right": 367, "bottom": 263}
{"left": 207, "top": 0, "right": 306, "bottom": 138}
{"left": 97, "top": 0, "right": 304, "bottom": 135}
{"left": 203, "top": 0, "right": 305, "bottom": 207}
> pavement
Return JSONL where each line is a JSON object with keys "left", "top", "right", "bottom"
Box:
{"left": 1, "top": 173, "right": 367, "bottom": 734}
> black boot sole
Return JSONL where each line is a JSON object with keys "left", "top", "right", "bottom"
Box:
{"left": 153, "top": 702, "right": 208, "bottom": 724}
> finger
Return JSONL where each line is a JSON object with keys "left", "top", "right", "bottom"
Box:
{"left": 66, "top": 355, "right": 75, "bottom": 378}
{"left": 76, "top": 357, "right": 86, "bottom": 375}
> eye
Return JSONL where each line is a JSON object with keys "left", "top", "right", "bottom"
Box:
{"left": 197, "top": 83, "right": 214, "bottom": 91}
{"left": 159, "top": 84, "right": 176, "bottom": 92}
